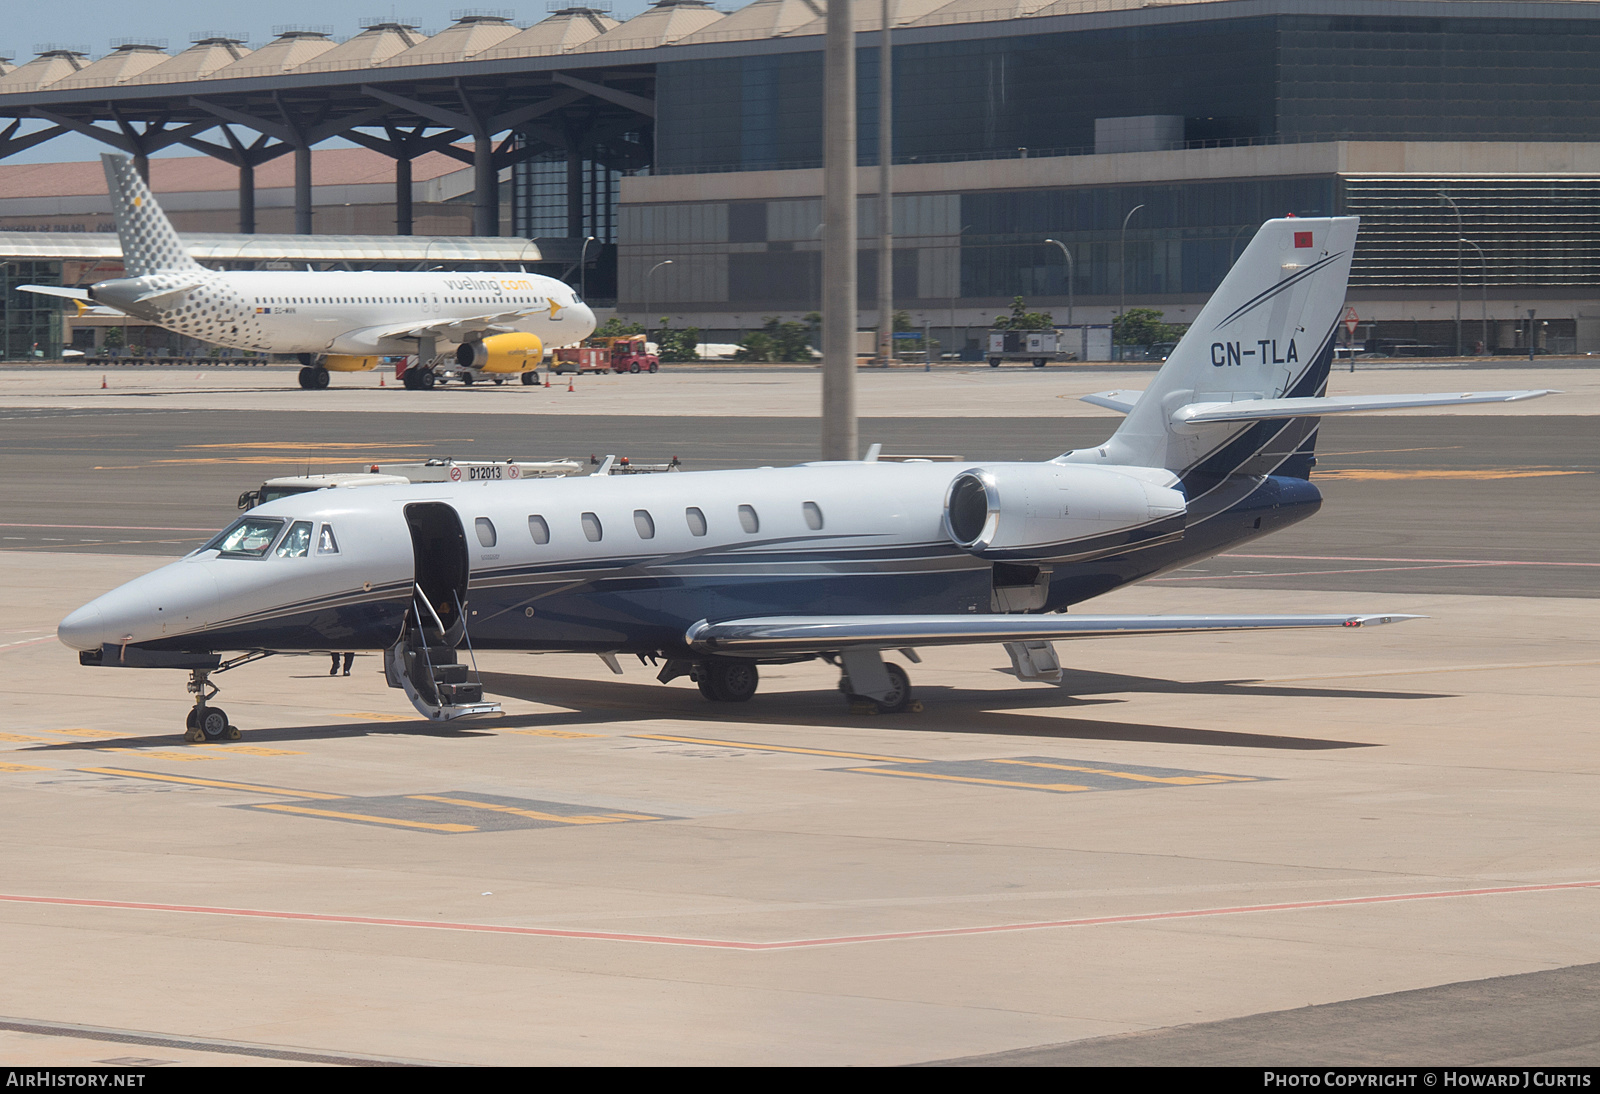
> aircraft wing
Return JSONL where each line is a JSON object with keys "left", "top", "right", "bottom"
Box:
{"left": 686, "top": 612, "right": 1422, "bottom": 655}
{"left": 331, "top": 305, "right": 555, "bottom": 352}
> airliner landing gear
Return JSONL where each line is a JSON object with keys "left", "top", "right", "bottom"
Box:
{"left": 693, "top": 658, "right": 759, "bottom": 702}
{"left": 297, "top": 364, "right": 329, "bottom": 390}
{"left": 402, "top": 367, "right": 437, "bottom": 390}
{"left": 182, "top": 668, "right": 240, "bottom": 742}
{"left": 521, "top": 370, "right": 539, "bottom": 386}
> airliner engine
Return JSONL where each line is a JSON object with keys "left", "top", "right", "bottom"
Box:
{"left": 942, "top": 464, "right": 1186, "bottom": 559}
{"left": 456, "top": 332, "right": 544, "bottom": 373}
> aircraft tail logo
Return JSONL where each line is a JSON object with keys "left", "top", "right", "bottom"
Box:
{"left": 1098, "top": 215, "right": 1358, "bottom": 476}
{"left": 101, "top": 154, "right": 202, "bottom": 278}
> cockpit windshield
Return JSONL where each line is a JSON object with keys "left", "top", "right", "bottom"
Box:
{"left": 200, "top": 517, "right": 286, "bottom": 558}
{"left": 274, "top": 521, "right": 313, "bottom": 558}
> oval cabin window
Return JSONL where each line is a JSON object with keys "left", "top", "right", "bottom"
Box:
{"left": 634, "top": 510, "right": 655, "bottom": 539}
{"left": 475, "top": 517, "right": 497, "bottom": 548}
{"left": 802, "top": 501, "right": 824, "bottom": 530}
{"left": 581, "top": 512, "right": 603, "bottom": 542}
{"left": 738, "top": 505, "right": 760, "bottom": 534}
{"left": 685, "top": 507, "right": 708, "bottom": 537}
{"left": 528, "top": 515, "right": 550, "bottom": 544}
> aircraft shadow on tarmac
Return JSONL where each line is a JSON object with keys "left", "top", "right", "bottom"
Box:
{"left": 21, "top": 668, "right": 1449, "bottom": 753}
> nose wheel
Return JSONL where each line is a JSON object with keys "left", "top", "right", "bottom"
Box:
{"left": 183, "top": 668, "right": 241, "bottom": 742}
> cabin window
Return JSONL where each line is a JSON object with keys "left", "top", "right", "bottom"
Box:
{"left": 475, "top": 517, "right": 497, "bottom": 548}
{"left": 802, "top": 502, "right": 824, "bottom": 530}
{"left": 528, "top": 515, "right": 550, "bottom": 544}
{"left": 317, "top": 524, "right": 339, "bottom": 554}
{"left": 738, "top": 505, "right": 760, "bottom": 534}
{"left": 581, "top": 512, "right": 603, "bottom": 542}
{"left": 685, "top": 507, "right": 707, "bottom": 537}
{"left": 634, "top": 509, "right": 655, "bottom": 539}
{"left": 274, "top": 520, "right": 313, "bottom": 558}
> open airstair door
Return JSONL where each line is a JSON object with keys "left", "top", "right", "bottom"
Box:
{"left": 383, "top": 502, "right": 501, "bottom": 721}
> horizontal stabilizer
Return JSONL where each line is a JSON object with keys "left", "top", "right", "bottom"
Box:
{"left": 1170, "top": 390, "right": 1557, "bottom": 430}
{"left": 16, "top": 284, "right": 91, "bottom": 302}
{"left": 1080, "top": 390, "right": 1140, "bottom": 414}
{"left": 686, "top": 612, "right": 1423, "bottom": 655}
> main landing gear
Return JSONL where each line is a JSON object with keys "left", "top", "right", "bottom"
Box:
{"left": 666, "top": 650, "right": 918, "bottom": 714}
{"left": 182, "top": 668, "right": 240, "bottom": 743}
{"left": 296, "top": 364, "right": 330, "bottom": 389}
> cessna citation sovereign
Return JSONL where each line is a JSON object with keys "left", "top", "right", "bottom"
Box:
{"left": 20, "top": 155, "right": 594, "bottom": 390}
{"left": 58, "top": 215, "right": 1553, "bottom": 741}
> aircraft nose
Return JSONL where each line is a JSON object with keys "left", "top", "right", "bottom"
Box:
{"left": 58, "top": 603, "right": 107, "bottom": 651}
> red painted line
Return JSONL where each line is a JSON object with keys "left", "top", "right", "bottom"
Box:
{"left": 1228, "top": 552, "right": 1600, "bottom": 569}
{"left": 0, "top": 522, "right": 214, "bottom": 533}
{"left": 2, "top": 881, "right": 1595, "bottom": 951}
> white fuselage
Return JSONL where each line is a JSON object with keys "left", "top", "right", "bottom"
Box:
{"left": 91, "top": 269, "right": 595, "bottom": 356}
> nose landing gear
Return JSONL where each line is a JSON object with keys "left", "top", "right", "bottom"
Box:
{"left": 182, "top": 668, "right": 240, "bottom": 742}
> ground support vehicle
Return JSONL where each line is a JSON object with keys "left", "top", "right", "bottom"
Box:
{"left": 238, "top": 459, "right": 586, "bottom": 509}
{"left": 553, "top": 335, "right": 660, "bottom": 375}
{"left": 986, "top": 329, "right": 1074, "bottom": 368}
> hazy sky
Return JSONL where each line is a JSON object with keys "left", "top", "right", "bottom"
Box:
{"left": 4, "top": 1, "right": 663, "bottom": 163}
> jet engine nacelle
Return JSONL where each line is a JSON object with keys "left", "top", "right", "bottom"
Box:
{"left": 456, "top": 333, "right": 544, "bottom": 374}
{"left": 943, "top": 463, "right": 1186, "bottom": 558}
{"left": 325, "top": 354, "right": 381, "bottom": 373}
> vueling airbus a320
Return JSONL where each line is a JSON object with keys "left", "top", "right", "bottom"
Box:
{"left": 56, "top": 214, "right": 1553, "bottom": 741}
{"left": 21, "top": 154, "right": 594, "bottom": 390}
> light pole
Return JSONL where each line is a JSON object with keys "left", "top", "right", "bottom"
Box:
{"left": 578, "top": 235, "right": 596, "bottom": 301}
{"left": 1459, "top": 237, "right": 1489, "bottom": 355}
{"left": 947, "top": 223, "right": 970, "bottom": 363}
{"left": 1437, "top": 191, "right": 1463, "bottom": 356}
{"left": 644, "top": 259, "right": 673, "bottom": 340}
{"left": 1118, "top": 203, "right": 1145, "bottom": 359}
{"left": 875, "top": 0, "right": 893, "bottom": 369}
{"left": 1044, "top": 238, "right": 1081, "bottom": 363}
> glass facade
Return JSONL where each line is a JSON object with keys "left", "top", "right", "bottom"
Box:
{"left": 655, "top": 13, "right": 1600, "bottom": 173}
{"left": 0, "top": 260, "right": 63, "bottom": 360}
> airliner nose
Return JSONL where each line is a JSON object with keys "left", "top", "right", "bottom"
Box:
{"left": 58, "top": 603, "right": 107, "bottom": 651}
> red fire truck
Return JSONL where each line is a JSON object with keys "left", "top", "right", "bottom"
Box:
{"left": 552, "top": 334, "right": 660, "bottom": 375}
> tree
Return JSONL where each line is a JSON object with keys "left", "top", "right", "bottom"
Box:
{"left": 591, "top": 317, "right": 644, "bottom": 340}
{"left": 1112, "top": 307, "right": 1187, "bottom": 347}
{"left": 991, "top": 296, "right": 1055, "bottom": 330}
{"left": 656, "top": 324, "right": 701, "bottom": 362}
{"left": 736, "top": 317, "right": 815, "bottom": 362}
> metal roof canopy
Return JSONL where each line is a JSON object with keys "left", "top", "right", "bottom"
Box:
{"left": 0, "top": 230, "right": 552, "bottom": 264}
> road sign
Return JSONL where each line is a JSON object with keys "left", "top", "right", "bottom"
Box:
{"left": 1343, "top": 306, "right": 1360, "bottom": 337}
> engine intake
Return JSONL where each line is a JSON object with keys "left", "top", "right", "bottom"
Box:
{"left": 457, "top": 332, "right": 544, "bottom": 373}
{"left": 943, "top": 464, "right": 1185, "bottom": 559}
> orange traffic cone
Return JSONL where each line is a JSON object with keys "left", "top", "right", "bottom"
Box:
{"left": 100, "top": 374, "right": 107, "bottom": 389}
{"left": 567, "top": 378, "right": 575, "bottom": 392}
{"left": 543, "top": 375, "right": 550, "bottom": 388}
{"left": 379, "top": 374, "right": 386, "bottom": 387}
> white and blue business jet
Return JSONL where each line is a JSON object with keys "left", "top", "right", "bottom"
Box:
{"left": 57, "top": 215, "right": 1553, "bottom": 741}
{"left": 20, "top": 154, "right": 594, "bottom": 390}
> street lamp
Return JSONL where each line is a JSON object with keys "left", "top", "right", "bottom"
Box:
{"left": 1459, "top": 237, "right": 1489, "bottom": 355}
{"left": 644, "top": 259, "right": 673, "bottom": 339}
{"left": 947, "top": 223, "right": 970, "bottom": 363}
{"left": 578, "top": 235, "right": 596, "bottom": 301}
{"left": 1044, "top": 237, "right": 1080, "bottom": 362}
{"left": 1119, "top": 204, "right": 1145, "bottom": 360}
{"left": 1437, "top": 191, "right": 1463, "bottom": 356}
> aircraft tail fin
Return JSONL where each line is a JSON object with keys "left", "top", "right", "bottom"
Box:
{"left": 101, "top": 154, "right": 202, "bottom": 278}
{"left": 1069, "top": 216, "right": 1357, "bottom": 479}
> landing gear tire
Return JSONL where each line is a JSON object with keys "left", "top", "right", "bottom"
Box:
{"left": 297, "top": 366, "right": 314, "bottom": 389}
{"left": 460, "top": 372, "right": 474, "bottom": 386}
{"left": 194, "top": 706, "right": 230, "bottom": 740}
{"left": 698, "top": 659, "right": 759, "bottom": 702}
{"left": 311, "top": 366, "right": 330, "bottom": 390}
{"left": 842, "top": 662, "right": 913, "bottom": 714}
{"left": 418, "top": 369, "right": 436, "bottom": 390}
{"left": 402, "top": 369, "right": 419, "bottom": 390}
{"left": 521, "top": 371, "right": 538, "bottom": 386}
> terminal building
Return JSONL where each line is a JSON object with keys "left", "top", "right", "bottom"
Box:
{"left": 3, "top": 0, "right": 1599, "bottom": 358}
